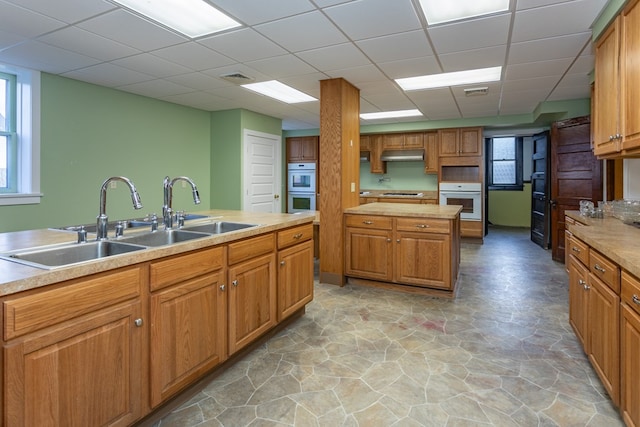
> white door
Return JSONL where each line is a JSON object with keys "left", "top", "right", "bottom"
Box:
{"left": 242, "top": 129, "right": 281, "bottom": 212}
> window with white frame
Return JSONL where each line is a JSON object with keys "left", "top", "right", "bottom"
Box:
{"left": 0, "top": 65, "right": 41, "bottom": 205}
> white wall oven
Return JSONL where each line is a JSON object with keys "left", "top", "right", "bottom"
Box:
{"left": 439, "top": 182, "right": 482, "bottom": 220}
{"left": 287, "top": 163, "right": 316, "bottom": 213}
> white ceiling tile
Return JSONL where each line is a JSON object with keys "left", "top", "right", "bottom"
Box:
{"left": 62, "top": 62, "right": 154, "bottom": 87}
{"left": 428, "top": 13, "right": 511, "bottom": 54}
{"left": 296, "top": 43, "right": 371, "bottom": 72}
{"left": 313, "top": 0, "right": 356, "bottom": 7}
{"left": 201, "top": 63, "right": 270, "bottom": 84}
{"left": 117, "top": 79, "right": 194, "bottom": 98}
{"left": 153, "top": 42, "right": 235, "bottom": 71}
{"left": 160, "top": 91, "right": 232, "bottom": 110}
{"left": 505, "top": 58, "right": 573, "bottom": 80}
{"left": 246, "top": 54, "right": 318, "bottom": 79}
{"left": 503, "top": 75, "right": 559, "bottom": 92}
{"left": 356, "top": 31, "right": 433, "bottom": 63}
{"left": 324, "top": 0, "right": 421, "bottom": 41}
{"left": 39, "top": 27, "right": 140, "bottom": 61}
{"left": 326, "top": 65, "right": 388, "bottom": 86}
{"left": 77, "top": 9, "right": 187, "bottom": 51}
{"left": 112, "top": 53, "right": 192, "bottom": 78}
{"left": 438, "top": 45, "right": 507, "bottom": 72}
{"left": 376, "top": 56, "right": 441, "bottom": 79}
{"left": 0, "top": 1, "right": 66, "bottom": 38}
{"left": 210, "top": 0, "right": 316, "bottom": 25}
{"left": 3, "top": 0, "right": 115, "bottom": 24}
{"left": 0, "top": 40, "right": 100, "bottom": 73}
{"left": 164, "top": 72, "right": 231, "bottom": 91}
{"left": 512, "top": 0, "right": 608, "bottom": 42}
{"left": 199, "top": 28, "right": 287, "bottom": 62}
{"left": 0, "top": 29, "right": 27, "bottom": 50}
{"left": 254, "top": 11, "right": 346, "bottom": 52}
{"left": 516, "top": 0, "right": 573, "bottom": 11}
{"left": 568, "top": 54, "right": 595, "bottom": 74}
{"left": 508, "top": 32, "right": 591, "bottom": 64}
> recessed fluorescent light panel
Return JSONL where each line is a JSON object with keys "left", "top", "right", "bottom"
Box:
{"left": 110, "top": 0, "right": 241, "bottom": 38}
{"left": 360, "top": 109, "right": 423, "bottom": 120}
{"left": 241, "top": 80, "right": 317, "bottom": 104}
{"left": 419, "top": 0, "right": 510, "bottom": 25}
{"left": 396, "top": 66, "right": 502, "bottom": 91}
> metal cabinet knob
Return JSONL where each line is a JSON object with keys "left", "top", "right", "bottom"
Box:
{"left": 232, "top": 280, "right": 238, "bottom": 287}
{"left": 594, "top": 264, "right": 606, "bottom": 273}
{"left": 280, "top": 260, "right": 286, "bottom": 266}
{"left": 134, "top": 318, "right": 143, "bottom": 327}
{"left": 220, "top": 284, "right": 225, "bottom": 291}
{"left": 632, "top": 295, "right": 640, "bottom": 305}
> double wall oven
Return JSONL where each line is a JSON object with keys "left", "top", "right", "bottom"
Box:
{"left": 287, "top": 163, "right": 316, "bottom": 213}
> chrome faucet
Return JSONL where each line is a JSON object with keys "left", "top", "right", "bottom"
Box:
{"left": 162, "top": 176, "right": 201, "bottom": 229}
{"left": 96, "top": 176, "right": 143, "bottom": 240}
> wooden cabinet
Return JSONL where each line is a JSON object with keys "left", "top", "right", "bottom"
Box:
{"left": 286, "top": 136, "right": 318, "bottom": 162}
{"left": 438, "top": 127, "right": 483, "bottom": 157}
{"left": 2, "top": 267, "right": 145, "bottom": 426}
{"left": 568, "top": 254, "right": 589, "bottom": 348}
{"left": 424, "top": 132, "right": 438, "bottom": 174}
{"left": 382, "top": 132, "right": 423, "bottom": 149}
{"left": 368, "top": 134, "right": 386, "bottom": 174}
{"left": 149, "top": 247, "right": 227, "bottom": 407}
{"left": 277, "top": 224, "right": 314, "bottom": 321}
{"left": 227, "top": 234, "right": 277, "bottom": 355}
{"left": 621, "top": 271, "right": 640, "bottom": 427}
{"left": 345, "top": 214, "right": 459, "bottom": 293}
{"left": 593, "top": 0, "right": 640, "bottom": 157}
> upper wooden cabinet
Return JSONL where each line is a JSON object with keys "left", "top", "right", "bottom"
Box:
{"left": 286, "top": 136, "right": 318, "bottom": 162}
{"left": 367, "top": 134, "right": 387, "bottom": 174}
{"left": 593, "top": 0, "right": 640, "bottom": 157}
{"left": 424, "top": 132, "right": 438, "bottom": 174}
{"left": 438, "top": 127, "right": 483, "bottom": 157}
{"left": 382, "top": 132, "right": 423, "bottom": 149}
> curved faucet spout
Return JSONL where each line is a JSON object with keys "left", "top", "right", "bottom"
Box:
{"left": 96, "top": 176, "right": 143, "bottom": 240}
{"left": 162, "top": 176, "right": 201, "bottom": 229}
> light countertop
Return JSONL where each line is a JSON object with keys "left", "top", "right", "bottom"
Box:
{"left": 345, "top": 202, "right": 462, "bottom": 219}
{"left": 0, "top": 210, "right": 315, "bottom": 296}
{"left": 566, "top": 211, "right": 640, "bottom": 279}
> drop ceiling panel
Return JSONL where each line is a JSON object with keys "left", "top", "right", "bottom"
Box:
{"left": 62, "top": 62, "right": 154, "bottom": 87}
{"left": 505, "top": 58, "right": 573, "bottom": 80}
{"left": 3, "top": 0, "right": 115, "bottom": 24}
{"left": 438, "top": 45, "right": 507, "bottom": 72}
{"left": 112, "top": 53, "right": 192, "bottom": 78}
{"left": 428, "top": 14, "right": 511, "bottom": 54}
{"left": 160, "top": 91, "right": 232, "bottom": 110}
{"left": 376, "top": 56, "right": 442, "bottom": 79}
{"left": 39, "top": 27, "right": 140, "bottom": 62}
{"left": 508, "top": 32, "right": 591, "bottom": 64}
{"left": 153, "top": 42, "right": 236, "bottom": 71}
{"left": 245, "top": 54, "right": 318, "bottom": 79}
{"left": 356, "top": 31, "right": 434, "bottom": 63}
{"left": 165, "top": 72, "right": 231, "bottom": 91}
{"left": 0, "top": 41, "right": 99, "bottom": 73}
{"left": 296, "top": 43, "right": 371, "bottom": 71}
{"left": 324, "top": 0, "right": 422, "bottom": 40}
{"left": 117, "top": 79, "right": 195, "bottom": 98}
{"left": 198, "top": 28, "right": 287, "bottom": 62}
{"left": 254, "top": 11, "right": 347, "bottom": 53}
{"left": 326, "top": 65, "right": 388, "bottom": 86}
{"left": 0, "top": 2, "right": 66, "bottom": 38}
{"left": 210, "top": 0, "right": 316, "bottom": 25}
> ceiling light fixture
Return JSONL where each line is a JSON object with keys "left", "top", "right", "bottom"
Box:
{"left": 396, "top": 66, "right": 502, "bottom": 91}
{"left": 360, "top": 109, "right": 423, "bottom": 120}
{"left": 241, "top": 80, "right": 317, "bottom": 104}
{"left": 110, "top": 0, "right": 241, "bottom": 38}
{"left": 418, "top": 0, "right": 509, "bottom": 25}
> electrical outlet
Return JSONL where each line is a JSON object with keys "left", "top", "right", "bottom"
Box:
{"left": 351, "top": 182, "right": 355, "bottom": 192}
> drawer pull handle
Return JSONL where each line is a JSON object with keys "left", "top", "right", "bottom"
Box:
{"left": 363, "top": 220, "right": 373, "bottom": 225}
{"left": 571, "top": 247, "right": 580, "bottom": 253}
{"left": 416, "top": 224, "right": 429, "bottom": 228}
{"left": 594, "top": 264, "right": 606, "bottom": 273}
{"left": 633, "top": 295, "right": 640, "bottom": 305}
{"left": 293, "top": 233, "right": 303, "bottom": 239}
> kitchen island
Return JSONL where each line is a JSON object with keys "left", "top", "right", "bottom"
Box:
{"left": 344, "top": 202, "right": 462, "bottom": 297}
{"left": 0, "top": 210, "right": 315, "bottom": 426}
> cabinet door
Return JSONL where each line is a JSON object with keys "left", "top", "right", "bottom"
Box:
{"left": 301, "top": 137, "right": 318, "bottom": 160}
{"left": 278, "top": 240, "right": 314, "bottom": 321}
{"left": 594, "top": 19, "right": 620, "bottom": 155}
{"left": 621, "top": 0, "right": 640, "bottom": 151}
{"left": 149, "top": 272, "right": 227, "bottom": 407}
{"left": 382, "top": 133, "right": 404, "bottom": 149}
{"left": 369, "top": 135, "right": 387, "bottom": 174}
{"left": 438, "top": 129, "right": 459, "bottom": 157}
{"left": 345, "top": 227, "right": 393, "bottom": 281}
{"left": 568, "top": 255, "right": 590, "bottom": 349}
{"left": 404, "top": 133, "right": 424, "bottom": 148}
{"left": 621, "top": 303, "right": 640, "bottom": 427}
{"left": 424, "top": 132, "right": 438, "bottom": 174}
{"left": 360, "top": 134, "right": 371, "bottom": 150}
{"left": 4, "top": 301, "right": 144, "bottom": 427}
{"left": 395, "top": 231, "right": 451, "bottom": 289}
{"left": 588, "top": 274, "right": 620, "bottom": 405}
{"left": 228, "top": 253, "right": 277, "bottom": 354}
{"left": 459, "top": 127, "right": 482, "bottom": 156}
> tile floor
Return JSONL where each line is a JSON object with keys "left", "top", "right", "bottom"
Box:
{"left": 154, "top": 226, "right": 624, "bottom": 426}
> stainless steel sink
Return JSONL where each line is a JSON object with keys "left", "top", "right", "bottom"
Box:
{"left": 181, "top": 221, "right": 258, "bottom": 234}
{"left": 0, "top": 240, "right": 147, "bottom": 269}
{"left": 52, "top": 214, "right": 210, "bottom": 234}
{"left": 118, "top": 229, "right": 210, "bottom": 247}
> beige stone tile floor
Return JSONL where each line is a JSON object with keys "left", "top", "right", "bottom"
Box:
{"left": 154, "top": 226, "right": 624, "bottom": 426}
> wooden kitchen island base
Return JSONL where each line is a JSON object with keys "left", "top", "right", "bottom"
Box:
{"left": 344, "top": 203, "right": 462, "bottom": 298}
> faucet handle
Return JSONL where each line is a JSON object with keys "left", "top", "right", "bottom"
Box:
{"left": 115, "top": 221, "right": 125, "bottom": 238}
{"left": 177, "top": 210, "right": 185, "bottom": 228}
{"left": 150, "top": 213, "right": 158, "bottom": 232}
{"left": 77, "top": 226, "right": 88, "bottom": 244}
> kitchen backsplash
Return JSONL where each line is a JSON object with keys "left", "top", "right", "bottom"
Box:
{"left": 360, "top": 161, "right": 437, "bottom": 191}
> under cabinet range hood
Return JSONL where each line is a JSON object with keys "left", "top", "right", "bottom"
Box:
{"left": 380, "top": 149, "right": 424, "bottom": 161}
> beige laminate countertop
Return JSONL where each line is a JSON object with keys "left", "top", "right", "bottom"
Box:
{"left": 344, "top": 202, "right": 462, "bottom": 219}
{"left": 360, "top": 190, "right": 438, "bottom": 200}
{"left": 566, "top": 211, "right": 640, "bottom": 279}
{"left": 0, "top": 209, "right": 315, "bottom": 297}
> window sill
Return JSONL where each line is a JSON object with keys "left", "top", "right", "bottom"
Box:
{"left": 0, "top": 193, "right": 43, "bottom": 205}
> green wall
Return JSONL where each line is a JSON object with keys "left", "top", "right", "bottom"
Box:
{"left": 488, "top": 183, "right": 532, "bottom": 227}
{"left": 0, "top": 74, "right": 211, "bottom": 233}
{"left": 360, "top": 162, "right": 437, "bottom": 191}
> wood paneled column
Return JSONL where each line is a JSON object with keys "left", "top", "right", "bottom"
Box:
{"left": 319, "top": 78, "right": 360, "bottom": 285}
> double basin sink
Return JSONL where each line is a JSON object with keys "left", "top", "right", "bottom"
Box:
{"left": 1, "top": 219, "right": 258, "bottom": 270}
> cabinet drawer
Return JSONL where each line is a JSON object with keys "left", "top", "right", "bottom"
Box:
{"left": 4, "top": 266, "right": 142, "bottom": 340}
{"left": 622, "top": 271, "right": 640, "bottom": 315}
{"left": 278, "top": 224, "right": 312, "bottom": 250}
{"left": 590, "top": 250, "right": 620, "bottom": 293}
{"left": 150, "top": 246, "right": 224, "bottom": 291}
{"left": 228, "top": 233, "right": 275, "bottom": 265}
{"left": 568, "top": 235, "right": 590, "bottom": 266}
{"left": 396, "top": 217, "right": 450, "bottom": 234}
{"left": 345, "top": 215, "right": 392, "bottom": 230}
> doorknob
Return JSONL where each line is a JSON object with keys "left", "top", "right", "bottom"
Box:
{"left": 274, "top": 194, "right": 280, "bottom": 199}
{"left": 549, "top": 199, "right": 557, "bottom": 208}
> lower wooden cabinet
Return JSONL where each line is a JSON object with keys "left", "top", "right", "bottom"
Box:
{"left": 568, "top": 255, "right": 590, "bottom": 348}
{"left": 2, "top": 267, "right": 146, "bottom": 426}
{"left": 278, "top": 239, "right": 314, "bottom": 321}
{"left": 621, "top": 303, "right": 640, "bottom": 427}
